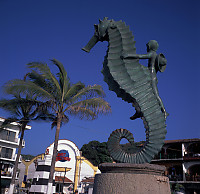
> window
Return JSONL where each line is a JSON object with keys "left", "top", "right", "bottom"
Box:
{"left": 0, "top": 129, "right": 16, "bottom": 142}
{"left": 0, "top": 146, "right": 13, "bottom": 159}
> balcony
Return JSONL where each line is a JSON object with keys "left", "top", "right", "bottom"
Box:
{"left": 186, "top": 174, "right": 200, "bottom": 182}
{"left": 0, "top": 137, "right": 25, "bottom": 148}
{"left": 0, "top": 135, "right": 19, "bottom": 146}
{"left": 0, "top": 153, "right": 13, "bottom": 160}
{"left": 168, "top": 174, "right": 183, "bottom": 182}
{"left": 183, "top": 154, "right": 200, "bottom": 161}
{"left": 1, "top": 170, "right": 20, "bottom": 179}
{"left": 153, "top": 153, "right": 183, "bottom": 160}
{"left": 1, "top": 170, "right": 12, "bottom": 178}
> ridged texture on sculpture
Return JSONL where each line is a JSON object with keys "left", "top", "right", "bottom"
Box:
{"left": 83, "top": 18, "right": 167, "bottom": 163}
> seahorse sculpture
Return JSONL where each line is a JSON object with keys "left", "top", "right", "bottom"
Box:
{"left": 82, "top": 17, "right": 168, "bottom": 164}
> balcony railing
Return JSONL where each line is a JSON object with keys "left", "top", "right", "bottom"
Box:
{"left": 1, "top": 171, "right": 12, "bottom": 177}
{"left": 186, "top": 174, "right": 200, "bottom": 182}
{"left": 1, "top": 171, "right": 20, "bottom": 179}
{"left": 0, "top": 135, "right": 18, "bottom": 143}
{"left": 154, "top": 153, "right": 182, "bottom": 160}
{"left": 183, "top": 154, "right": 200, "bottom": 160}
{"left": 0, "top": 137, "right": 25, "bottom": 148}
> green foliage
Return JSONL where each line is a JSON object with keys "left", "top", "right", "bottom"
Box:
{"left": 174, "top": 183, "right": 185, "bottom": 192}
{"left": 170, "top": 183, "right": 185, "bottom": 193}
{"left": 0, "top": 91, "right": 55, "bottom": 128}
{"left": 81, "top": 141, "right": 113, "bottom": 166}
{"left": 21, "top": 154, "right": 35, "bottom": 161}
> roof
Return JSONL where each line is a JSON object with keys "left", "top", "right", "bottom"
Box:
{"left": 164, "top": 138, "right": 200, "bottom": 144}
{"left": 0, "top": 117, "right": 31, "bottom": 130}
{"left": 122, "top": 138, "right": 200, "bottom": 148}
{"left": 55, "top": 176, "right": 73, "bottom": 183}
{"left": 81, "top": 177, "right": 94, "bottom": 183}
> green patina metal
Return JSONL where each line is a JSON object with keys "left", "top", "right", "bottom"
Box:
{"left": 82, "top": 17, "right": 168, "bottom": 164}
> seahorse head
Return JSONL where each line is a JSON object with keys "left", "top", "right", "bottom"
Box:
{"left": 82, "top": 17, "right": 116, "bottom": 52}
{"left": 95, "top": 17, "right": 111, "bottom": 41}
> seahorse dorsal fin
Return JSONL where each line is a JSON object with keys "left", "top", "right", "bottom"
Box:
{"left": 110, "top": 20, "right": 116, "bottom": 29}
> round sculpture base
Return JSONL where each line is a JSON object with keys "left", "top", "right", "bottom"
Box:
{"left": 93, "top": 163, "right": 171, "bottom": 194}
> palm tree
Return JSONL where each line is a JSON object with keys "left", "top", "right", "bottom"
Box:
{"left": 0, "top": 92, "right": 54, "bottom": 194}
{"left": 6, "top": 59, "right": 111, "bottom": 193}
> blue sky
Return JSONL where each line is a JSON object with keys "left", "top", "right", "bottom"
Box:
{"left": 0, "top": 0, "right": 199, "bottom": 156}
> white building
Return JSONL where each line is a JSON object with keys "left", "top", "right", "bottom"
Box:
{"left": 0, "top": 117, "right": 30, "bottom": 193}
{"left": 28, "top": 139, "right": 100, "bottom": 194}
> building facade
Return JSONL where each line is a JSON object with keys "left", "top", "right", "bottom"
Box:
{"left": 0, "top": 117, "right": 30, "bottom": 193}
{"left": 18, "top": 137, "right": 200, "bottom": 193}
{"left": 25, "top": 139, "right": 99, "bottom": 194}
{"left": 151, "top": 138, "right": 200, "bottom": 193}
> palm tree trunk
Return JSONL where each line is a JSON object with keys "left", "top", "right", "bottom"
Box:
{"left": 9, "top": 123, "right": 26, "bottom": 194}
{"left": 47, "top": 113, "right": 62, "bottom": 194}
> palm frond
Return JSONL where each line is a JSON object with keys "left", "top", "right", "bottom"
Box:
{"left": 27, "top": 71, "right": 59, "bottom": 94}
{"left": 4, "top": 79, "right": 55, "bottom": 101}
{"left": 0, "top": 91, "right": 55, "bottom": 131}
{"left": 51, "top": 59, "right": 68, "bottom": 82}
{"left": 66, "top": 97, "right": 111, "bottom": 120}
{"left": 33, "top": 113, "right": 56, "bottom": 122}
{"left": 67, "top": 84, "right": 105, "bottom": 104}
{"left": 51, "top": 59, "right": 70, "bottom": 102}
{"left": 67, "top": 106, "right": 97, "bottom": 120}
{"left": 64, "top": 82, "right": 85, "bottom": 102}
{"left": 0, "top": 98, "right": 22, "bottom": 117}
{"left": 27, "top": 62, "right": 62, "bottom": 97}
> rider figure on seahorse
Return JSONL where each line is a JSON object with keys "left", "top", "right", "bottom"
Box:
{"left": 122, "top": 40, "right": 168, "bottom": 120}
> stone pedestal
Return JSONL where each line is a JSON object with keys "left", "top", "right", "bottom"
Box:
{"left": 93, "top": 163, "right": 171, "bottom": 194}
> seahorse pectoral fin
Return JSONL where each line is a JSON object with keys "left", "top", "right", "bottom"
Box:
{"left": 120, "top": 53, "right": 129, "bottom": 59}
{"left": 82, "top": 34, "right": 99, "bottom": 53}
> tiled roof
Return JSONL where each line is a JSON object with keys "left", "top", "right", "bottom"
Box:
{"left": 164, "top": 138, "right": 200, "bottom": 144}
{"left": 123, "top": 138, "right": 200, "bottom": 147}
{"left": 55, "top": 176, "right": 72, "bottom": 183}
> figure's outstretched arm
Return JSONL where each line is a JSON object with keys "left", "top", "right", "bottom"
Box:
{"left": 122, "top": 53, "right": 151, "bottom": 59}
